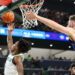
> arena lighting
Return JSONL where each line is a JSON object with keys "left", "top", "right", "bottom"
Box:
{"left": 68, "top": 46, "right": 71, "bottom": 49}
{"left": 31, "top": 42, "right": 34, "bottom": 45}
{"left": 0, "top": 48, "right": 2, "bottom": 50}
{"left": 49, "top": 44, "right": 53, "bottom": 47}
{"left": 73, "top": 1, "right": 75, "bottom": 4}
{"left": 66, "top": 37, "right": 69, "bottom": 40}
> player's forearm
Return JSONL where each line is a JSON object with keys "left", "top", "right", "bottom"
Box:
{"left": 36, "top": 15, "right": 70, "bottom": 35}
{"left": 18, "top": 69, "right": 24, "bottom": 75}
{"left": 8, "top": 31, "right": 12, "bottom": 40}
{"left": 7, "top": 31, "right": 13, "bottom": 49}
{"left": 19, "top": 72, "right": 23, "bottom": 75}
{"left": 17, "top": 65, "right": 24, "bottom": 75}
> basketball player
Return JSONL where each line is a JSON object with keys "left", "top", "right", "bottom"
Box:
{"left": 26, "top": 11, "right": 75, "bottom": 41}
{"left": 4, "top": 23, "right": 31, "bottom": 75}
{"left": 71, "top": 63, "right": 75, "bottom": 75}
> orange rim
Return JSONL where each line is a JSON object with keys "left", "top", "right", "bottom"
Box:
{"left": 20, "top": 4, "right": 41, "bottom": 7}
{"left": 20, "top": 0, "right": 44, "bottom": 7}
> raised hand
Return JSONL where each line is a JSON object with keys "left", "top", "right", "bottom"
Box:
{"left": 25, "top": 11, "right": 37, "bottom": 20}
{"left": 8, "top": 23, "right": 15, "bottom": 32}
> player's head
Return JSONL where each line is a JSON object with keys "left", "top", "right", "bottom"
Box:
{"left": 71, "top": 63, "right": 75, "bottom": 75}
{"left": 11, "top": 38, "right": 31, "bottom": 54}
{"left": 68, "top": 15, "right": 75, "bottom": 28}
{"left": 69, "top": 15, "right": 75, "bottom": 21}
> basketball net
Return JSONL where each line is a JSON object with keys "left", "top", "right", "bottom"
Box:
{"left": 19, "top": 0, "right": 44, "bottom": 29}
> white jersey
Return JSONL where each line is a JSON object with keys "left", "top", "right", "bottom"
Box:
{"left": 4, "top": 53, "right": 24, "bottom": 75}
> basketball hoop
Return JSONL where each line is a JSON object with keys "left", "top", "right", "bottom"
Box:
{"left": 19, "top": 0, "right": 44, "bottom": 28}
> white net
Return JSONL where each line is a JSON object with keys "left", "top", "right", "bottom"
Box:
{"left": 19, "top": 0, "right": 44, "bottom": 28}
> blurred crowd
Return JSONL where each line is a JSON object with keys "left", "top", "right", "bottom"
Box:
{"left": 22, "top": 54, "right": 71, "bottom": 75}
{"left": 23, "top": 54, "right": 71, "bottom": 69}
{"left": 39, "top": 8, "right": 69, "bottom": 26}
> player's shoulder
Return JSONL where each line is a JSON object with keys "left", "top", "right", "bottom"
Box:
{"left": 66, "top": 27, "right": 75, "bottom": 41}
{"left": 14, "top": 56, "right": 21, "bottom": 60}
{"left": 66, "top": 27, "right": 75, "bottom": 34}
{"left": 14, "top": 56, "right": 22, "bottom": 64}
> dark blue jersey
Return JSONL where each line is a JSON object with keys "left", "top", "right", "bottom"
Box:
{"left": 70, "top": 41, "right": 75, "bottom": 50}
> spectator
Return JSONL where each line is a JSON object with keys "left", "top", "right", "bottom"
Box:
{"left": 24, "top": 64, "right": 27, "bottom": 68}
{"left": 41, "top": 68, "right": 48, "bottom": 75}
{"left": 27, "top": 54, "right": 33, "bottom": 61}
{"left": 54, "top": 66, "right": 58, "bottom": 70}
{"left": 59, "top": 57, "right": 63, "bottom": 60}
{"left": 58, "top": 66, "right": 64, "bottom": 71}
{"left": 71, "top": 63, "right": 75, "bottom": 75}
{"left": 47, "top": 65, "right": 54, "bottom": 71}
{"left": 41, "top": 56, "right": 45, "bottom": 60}
{"left": 64, "top": 66, "right": 68, "bottom": 70}
{"left": 31, "top": 57, "right": 35, "bottom": 68}
{"left": 34, "top": 57, "right": 40, "bottom": 68}
{"left": 48, "top": 56, "right": 52, "bottom": 59}
{"left": 63, "top": 57, "right": 67, "bottom": 60}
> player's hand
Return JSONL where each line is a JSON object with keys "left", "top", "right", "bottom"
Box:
{"left": 25, "top": 11, "right": 37, "bottom": 20}
{"left": 8, "top": 23, "right": 15, "bottom": 32}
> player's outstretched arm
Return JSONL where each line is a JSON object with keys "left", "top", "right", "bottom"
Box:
{"left": 26, "top": 12, "right": 71, "bottom": 36}
{"left": 7, "top": 23, "right": 15, "bottom": 52}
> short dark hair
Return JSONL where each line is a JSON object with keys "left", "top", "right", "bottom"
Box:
{"left": 18, "top": 38, "right": 31, "bottom": 53}
{"left": 71, "top": 63, "right": 75, "bottom": 68}
{"left": 69, "top": 15, "right": 75, "bottom": 21}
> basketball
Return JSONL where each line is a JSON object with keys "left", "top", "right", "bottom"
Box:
{"left": 2, "top": 11, "right": 15, "bottom": 23}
